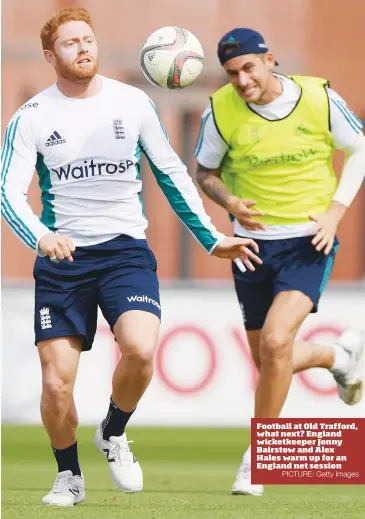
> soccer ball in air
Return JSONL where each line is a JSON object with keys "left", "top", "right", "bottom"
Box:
{"left": 140, "top": 27, "right": 204, "bottom": 89}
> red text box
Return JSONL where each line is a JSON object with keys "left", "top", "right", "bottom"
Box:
{"left": 251, "top": 418, "right": 365, "bottom": 484}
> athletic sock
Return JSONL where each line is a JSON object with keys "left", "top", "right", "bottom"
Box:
{"left": 52, "top": 441, "right": 81, "bottom": 477}
{"left": 330, "top": 344, "right": 351, "bottom": 375}
{"left": 102, "top": 398, "right": 135, "bottom": 440}
{"left": 243, "top": 444, "right": 251, "bottom": 465}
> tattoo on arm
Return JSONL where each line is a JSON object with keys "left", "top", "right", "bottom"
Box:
{"left": 196, "top": 163, "right": 232, "bottom": 209}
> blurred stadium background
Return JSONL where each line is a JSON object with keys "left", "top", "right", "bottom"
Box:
{"left": 2, "top": 1, "right": 365, "bottom": 517}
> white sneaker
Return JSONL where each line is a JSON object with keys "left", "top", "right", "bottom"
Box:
{"left": 231, "top": 460, "right": 264, "bottom": 496}
{"left": 332, "top": 329, "right": 364, "bottom": 405}
{"left": 41, "top": 470, "right": 85, "bottom": 506}
{"left": 94, "top": 422, "right": 143, "bottom": 493}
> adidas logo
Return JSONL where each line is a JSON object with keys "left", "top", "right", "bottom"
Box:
{"left": 46, "top": 130, "right": 66, "bottom": 147}
{"left": 147, "top": 52, "right": 156, "bottom": 62}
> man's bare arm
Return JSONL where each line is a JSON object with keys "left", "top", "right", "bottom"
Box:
{"left": 196, "top": 162, "right": 266, "bottom": 231}
{"left": 196, "top": 162, "right": 234, "bottom": 209}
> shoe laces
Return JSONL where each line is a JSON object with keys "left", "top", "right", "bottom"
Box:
{"left": 52, "top": 472, "right": 75, "bottom": 494}
{"left": 109, "top": 437, "right": 135, "bottom": 465}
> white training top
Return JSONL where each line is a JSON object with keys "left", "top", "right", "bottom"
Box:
{"left": 194, "top": 74, "right": 364, "bottom": 240}
{"left": 1, "top": 75, "right": 224, "bottom": 255}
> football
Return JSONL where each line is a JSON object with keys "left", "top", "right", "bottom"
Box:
{"left": 140, "top": 27, "right": 204, "bottom": 89}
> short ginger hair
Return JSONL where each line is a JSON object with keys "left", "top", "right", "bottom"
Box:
{"left": 40, "top": 7, "right": 94, "bottom": 50}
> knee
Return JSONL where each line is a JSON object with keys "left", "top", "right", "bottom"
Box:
{"left": 42, "top": 373, "right": 73, "bottom": 408}
{"left": 123, "top": 343, "right": 156, "bottom": 368}
{"left": 260, "top": 330, "right": 292, "bottom": 367}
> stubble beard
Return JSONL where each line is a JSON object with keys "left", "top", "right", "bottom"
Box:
{"left": 57, "top": 57, "right": 99, "bottom": 82}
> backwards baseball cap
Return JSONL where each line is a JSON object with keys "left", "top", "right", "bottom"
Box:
{"left": 218, "top": 28, "right": 279, "bottom": 66}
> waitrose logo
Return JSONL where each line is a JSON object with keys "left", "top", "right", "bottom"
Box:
{"left": 51, "top": 159, "right": 134, "bottom": 181}
{"left": 127, "top": 295, "right": 161, "bottom": 310}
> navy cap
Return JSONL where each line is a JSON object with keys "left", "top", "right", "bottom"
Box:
{"left": 218, "top": 28, "right": 278, "bottom": 66}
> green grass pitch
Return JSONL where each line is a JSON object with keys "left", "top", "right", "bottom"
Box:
{"left": 2, "top": 425, "right": 364, "bottom": 518}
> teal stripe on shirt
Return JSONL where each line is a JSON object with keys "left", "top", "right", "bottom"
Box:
{"left": 2, "top": 118, "right": 21, "bottom": 184}
{"left": 194, "top": 112, "right": 211, "bottom": 157}
{"left": 143, "top": 147, "right": 217, "bottom": 252}
{"left": 1, "top": 116, "right": 38, "bottom": 249}
{"left": 1, "top": 201, "right": 37, "bottom": 249}
{"left": 335, "top": 99, "right": 364, "bottom": 127}
{"left": 148, "top": 99, "right": 169, "bottom": 141}
{"left": 36, "top": 152, "right": 56, "bottom": 231}
{"left": 1, "top": 120, "right": 16, "bottom": 180}
{"left": 134, "top": 140, "right": 145, "bottom": 218}
{"left": 332, "top": 99, "right": 363, "bottom": 133}
{"left": 144, "top": 102, "right": 218, "bottom": 251}
{"left": 1, "top": 121, "right": 34, "bottom": 245}
{"left": 1, "top": 125, "right": 11, "bottom": 164}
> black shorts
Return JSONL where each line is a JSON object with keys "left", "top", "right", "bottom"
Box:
{"left": 233, "top": 235, "right": 339, "bottom": 330}
{"left": 34, "top": 234, "right": 160, "bottom": 350}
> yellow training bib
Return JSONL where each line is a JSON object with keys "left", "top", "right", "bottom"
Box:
{"left": 210, "top": 76, "right": 337, "bottom": 225}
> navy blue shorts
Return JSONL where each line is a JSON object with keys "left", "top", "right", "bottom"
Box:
{"left": 232, "top": 235, "right": 339, "bottom": 331}
{"left": 33, "top": 234, "right": 160, "bottom": 350}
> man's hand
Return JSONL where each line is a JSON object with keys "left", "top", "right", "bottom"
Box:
{"left": 227, "top": 196, "right": 266, "bottom": 231}
{"left": 309, "top": 202, "right": 346, "bottom": 255}
{"left": 38, "top": 233, "right": 75, "bottom": 263}
{"left": 212, "top": 237, "right": 263, "bottom": 271}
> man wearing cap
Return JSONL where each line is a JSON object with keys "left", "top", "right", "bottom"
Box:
{"left": 194, "top": 28, "right": 365, "bottom": 496}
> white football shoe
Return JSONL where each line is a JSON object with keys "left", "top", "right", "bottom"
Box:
{"left": 231, "top": 460, "right": 264, "bottom": 496}
{"left": 41, "top": 470, "right": 85, "bottom": 506}
{"left": 94, "top": 422, "right": 143, "bottom": 493}
{"left": 332, "top": 329, "right": 364, "bottom": 405}
{"left": 231, "top": 447, "right": 263, "bottom": 496}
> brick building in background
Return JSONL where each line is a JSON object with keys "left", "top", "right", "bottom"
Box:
{"left": 2, "top": 0, "right": 365, "bottom": 281}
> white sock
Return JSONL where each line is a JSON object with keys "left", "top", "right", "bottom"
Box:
{"left": 243, "top": 444, "right": 251, "bottom": 464}
{"left": 330, "top": 344, "right": 350, "bottom": 375}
